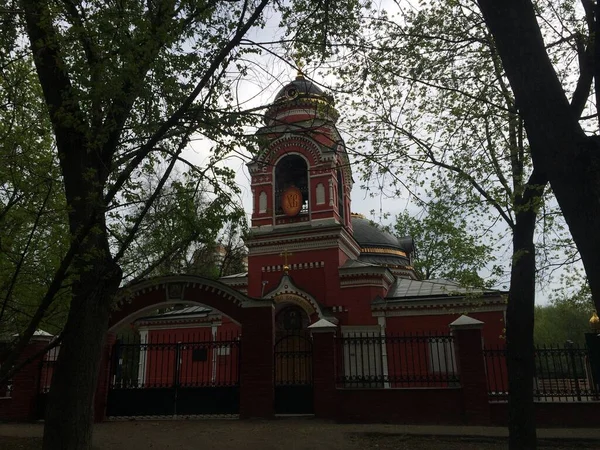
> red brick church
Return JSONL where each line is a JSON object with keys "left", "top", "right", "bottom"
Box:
{"left": 140, "top": 73, "right": 507, "bottom": 346}
{"left": 125, "top": 74, "right": 507, "bottom": 411}
{"left": 8, "top": 75, "right": 600, "bottom": 429}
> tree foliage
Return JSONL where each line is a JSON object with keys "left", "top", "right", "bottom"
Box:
{"left": 0, "top": 0, "right": 370, "bottom": 447}
{"left": 0, "top": 54, "right": 69, "bottom": 338}
{"left": 394, "top": 198, "right": 498, "bottom": 287}
{"left": 534, "top": 299, "right": 593, "bottom": 346}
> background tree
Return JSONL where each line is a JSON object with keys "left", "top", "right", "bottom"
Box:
{"left": 534, "top": 300, "right": 593, "bottom": 346}
{"left": 476, "top": 0, "right": 600, "bottom": 320}
{"left": 0, "top": 53, "right": 69, "bottom": 338}
{"left": 393, "top": 197, "right": 498, "bottom": 287}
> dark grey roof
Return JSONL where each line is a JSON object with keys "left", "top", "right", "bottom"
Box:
{"left": 159, "top": 306, "right": 211, "bottom": 315}
{"left": 351, "top": 216, "right": 414, "bottom": 252}
{"left": 274, "top": 76, "right": 325, "bottom": 102}
{"left": 339, "top": 259, "right": 379, "bottom": 269}
{"left": 352, "top": 217, "right": 400, "bottom": 248}
{"left": 220, "top": 272, "right": 248, "bottom": 279}
{"left": 384, "top": 278, "right": 499, "bottom": 300}
{"left": 137, "top": 305, "right": 212, "bottom": 321}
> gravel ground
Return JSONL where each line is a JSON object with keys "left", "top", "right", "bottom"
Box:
{"left": 1, "top": 420, "right": 599, "bottom": 450}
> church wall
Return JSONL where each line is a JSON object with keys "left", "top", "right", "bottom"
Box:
{"left": 140, "top": 319, "right": 241, "bottom": 388}
{"left": 384, "top": 310, "right": 505, "bottom": 347}
{"left": 336, "top": 285, "right": 387, "bottom": 326}
{"left": 247, "top": 247, "right": 348, "bottom": 301}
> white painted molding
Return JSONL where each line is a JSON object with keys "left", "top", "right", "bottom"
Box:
{"left": 308, "top": 318, "right": 337, "bottom": 333}
{"left": 449, "top": 315, "right": 484, "bottom": 329}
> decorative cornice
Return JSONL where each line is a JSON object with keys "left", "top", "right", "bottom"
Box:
{"left": 371, "top": 294, "right": 507, "bottom": 313}
{"left": 263, "top": 261, "right": 325, "bottom": 272}
{"left": 246, "top": 225, "right": 360, "bottom": 259}
{"left": 360, "top": 247, "right": 407, "bottom": 257}
{"left": 340, "top": 277, "right": 394, "bottom": 290}
{"left": 114, "top": 275, "right": 261, "bottom": 310}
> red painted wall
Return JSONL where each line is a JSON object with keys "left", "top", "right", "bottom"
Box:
{"left": 139, "top": 319, "right": 241, "bottom": 388}
{"left": 386, "top": 311, "right": 505, "bottom": 347}
{"left": 335, "top": 388, "right": 464, "bottom": 424}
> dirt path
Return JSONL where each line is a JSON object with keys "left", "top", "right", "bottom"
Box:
{"left": 2, "top": 419, "right": 599, "bottom": 450}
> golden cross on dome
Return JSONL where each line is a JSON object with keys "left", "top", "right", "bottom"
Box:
{"left": 280, "top": 249, "right": 293, "bottom": 273}
{"left": 293, "top": 52, "right": 305, "bottom": 79}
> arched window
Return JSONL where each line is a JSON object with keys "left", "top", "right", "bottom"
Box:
{"left": 275, "top": 155, "right": 309, "bottom": 215}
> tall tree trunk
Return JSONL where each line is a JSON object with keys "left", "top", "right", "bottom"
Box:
{"left": 42, "top": 238, "right": 121, "bottom": 450}
{"left": 476, "top": 0, "right": 600, "bottom": 313}
{"left": 506, "top": 200, "right": 538, "bottom": 450}
{"left": 42, "top": 260, "right": 121, "bottom": 450}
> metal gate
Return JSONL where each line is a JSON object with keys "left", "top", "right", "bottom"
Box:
{"left": 274, "top": 333, "right": 313, "bottom": 414}
{"left": 107, "top": 336, "right": 241, "bottom": 417}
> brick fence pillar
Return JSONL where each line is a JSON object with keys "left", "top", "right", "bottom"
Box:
{"left": 0, "top": 335, "right": 53, "bottom": 421}
{"left": 240, "top": 304, "right": 274, "bottom": 418}
{"left": 94, "top": 332, "right": 117, "bottom": 423}
{"left": 450, "top": 315, "right": 490, "bottom": 425}
{"left": 309, "top": 319, "right": 338, "bottom": 419}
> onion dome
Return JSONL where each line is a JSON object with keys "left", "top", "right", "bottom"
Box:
{"left": 590, "top": 311, "right": 600, "bottom": 331}
{"left": 264, "top": 74, "right": 338, "bottom": 126}
{"left": 273, "top": 75, "right": 327, "bottom": 102}
{"left": 350, "top": 213, "right": 414, "bottom": 268}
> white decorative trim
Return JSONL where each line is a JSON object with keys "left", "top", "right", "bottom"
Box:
{"left": 137, "top": 329, "right": 148, "bottom": 386}
{"left": 134, "top": 322, "right": 219, "bottom": 331}
{"left": 450, "top": 315, "right": 484, "bottom": 329}
{"left": 111, "top": 275, "right": 261, "bottom": 331}
{"left": 328, "top": 179, "right": 334, "bottom": 207}
{"left": 263, "top": 275, "right": 325, "bottom": 319}
{"left": 372, "top": 304, "right": 506, "bottom": 317}
{"left": 259, "top": 191, "right": 267, "bottom": 213}
{"left": 262, "top": 261, "right": 325, "bottom": 272}
{"left": 316, "top": 183, "right": 325, "bottom": 205}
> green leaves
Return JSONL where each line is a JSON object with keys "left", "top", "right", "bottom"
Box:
{"left": 394, "top": 196, "right": 498, "bottom": 288}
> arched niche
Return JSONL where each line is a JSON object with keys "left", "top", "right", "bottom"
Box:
{"left": 274, "top": 154, "right": 309, "bottom": 216}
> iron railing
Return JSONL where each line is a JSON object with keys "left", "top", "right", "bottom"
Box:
{"left": 484, "top": 343, "right": 600, "bottom": 402}
{"left": 38, "top": 347, "right": 59, "bottom": 394}
{"left": 337, "top": 333, "right": 459, "bottom": 388}
{"left": 110, "top": 332, "right": 241, "bottom": 389}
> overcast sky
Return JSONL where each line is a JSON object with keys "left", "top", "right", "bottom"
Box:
{"left": 180, "top": 2, "right": 585, "bottom": 305}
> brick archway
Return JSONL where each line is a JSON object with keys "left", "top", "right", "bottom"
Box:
{"left": 96, "top": 275, "right": 275, "bottom": 421}
{"left": 108, "top": 275, "right": 264, "bottom": 331}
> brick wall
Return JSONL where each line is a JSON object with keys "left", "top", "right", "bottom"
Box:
{"left": 0, "top": 339, "right": 51, "bottom": 421}
{"left": 335, "top": 388, "right": 464, "bottom": 424}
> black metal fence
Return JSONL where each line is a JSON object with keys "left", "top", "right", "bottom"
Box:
{"left": 484, "top": 343, "right": 600, "bottom": 402}
{"left": 337, "top": 333, "right": 459, "bottom": 388}
{"left": 107, "top": 332, "right": 241, "bottom": 416}
{"left": 36, "top": 347, "right": 59, "bottom": 419}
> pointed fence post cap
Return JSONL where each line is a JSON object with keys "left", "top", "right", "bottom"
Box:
{"left": 449, "top": 315, "right": 484, "bottom": 330}
{"left": 308, "top": 318, "right": 337, "bottom": 333}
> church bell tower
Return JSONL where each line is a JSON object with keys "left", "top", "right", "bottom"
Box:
{"left": 245, "top": 74, "right": 359, "bottom": 299}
